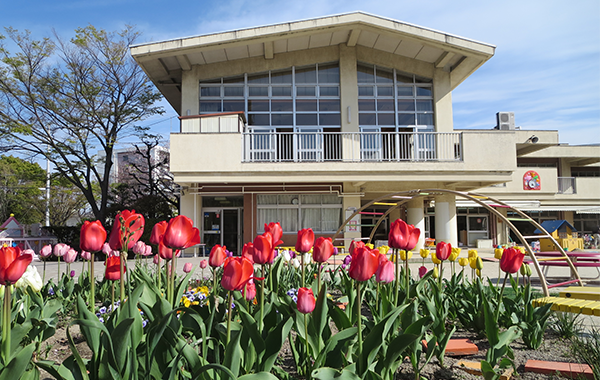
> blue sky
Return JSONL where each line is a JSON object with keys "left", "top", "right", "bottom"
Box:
{"left": 1, "top": 0, "right": 598, "bottom": 146}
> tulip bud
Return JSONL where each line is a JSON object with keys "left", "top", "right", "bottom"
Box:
{"left": 81, "top": 251, "right": 92, "bottom": 261}
{"left": 200, "top": 260, "right": 208, "bottom": 269}
{"left": 476, "top": 269, "right": 481, "bottom": 278}
{"left": 40, "top": 244, "right": 52, "bottom": 258}
{"left": 419, "top": 249, "right": 430, "bottom": 259}
{"left": 153, "top": 254, "right": 160, "bottom": 265}
{"left": 400, "top": 250, "right": 413, "bottom": 261}
{"left": 476, "top": 257, "right": 484, "bottom": 271}
{"left": 292, "top": 258, "right": 301, "bottom": 269}
{"left": 469, "top": 257, "right": 478, "bottom": 269}
{"left": 432, "top": 266, "right": 439, "bottom": 278}
{"left": 244, "top": 281, "right": 256, "bottom": 301}
{"left": 70, "top": 270, "right": 76, "bottom": 278}
{"left": 297, "top": 287, "right": 316, "bottom": 314}
{"left": 418, "top": 265, "right": 428, "bottom": 278}
{"left": 468, "top": 249, "right": 478, "bottom": 259}
{"left": 183, "top": 262, "right": 193, "bottom": 273}
{"left": 458, "top": 257, "right": 468, "bottom": 267}
{"left": 449, "top": 247, "right": 461, "bottom": 262}
{"left": 494, "top": 248, "right": 503, "bottom": 260}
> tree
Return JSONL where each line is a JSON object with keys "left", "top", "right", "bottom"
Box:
{"left": 48, "top": 175, "right": 92, "bottom": 226}
{"left": 0, "top": 155, "right": 45, "bottom": 224}
{"left": 0, "top": 25, "right": 163, "bottom": 223}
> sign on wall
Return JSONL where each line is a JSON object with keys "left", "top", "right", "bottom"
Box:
{"left": 523, "top": 170, "right": 541, "bottom": 190}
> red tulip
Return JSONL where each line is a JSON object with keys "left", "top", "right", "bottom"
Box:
{"left": 80, "top": 220, "right": 107, "bottom": 253}
{"left": 253, "top": 233, "right": 274, "bottom": 265}
{"left": 348, "top": 246, "right": 379, "bottom": 282}
{"left": 388, "top": 219, "right": 420, "bottom": 251}
{"left": 375, "top": 254, "right": 394, "bottom": 284}
{"left": 221, "top": 256, "right": 254, "bottom": 291}
{"left": 108, "top": 210, "right": 145, "bottom": 251}
{"left": 295, "top": 228, "right": 314, "bottom": 254}
{"left": 158, "top": 241, "right": 180, "bottom": 260}
{"left": 297, "top": 287, "right": 316, "bottom": 314}
{"left": 163, "top": 215, "right": 200, "bottom": 250}
{"left": 150, "top": 221, "right": 168, "bottom": 245}
{"left": 244, "top": 280, "right": 257, "bottom": 301}
{"left": 105, "top": 254, "right": 123, "bottom": 281}
{"left": 436, "top": 242, "right": 452, "bottom": 261}
{"left": 264, "top": 222, "right": 284, "bottom": 246}
{"left": 349, "top": 240, "right": 365, "bottom": 255}
{"left": 418, "top": 265, "right": 428, "bottom": 278}
{"left": 313, "top": 237, "right": 334, "bottom": 263}
{"left": 209, "top": 245, "right": 227, "bottom": 268}
{"left": 242, "top": 242, "right": 254, "bottom": 264}
{"left": 0, "top": 246, "right": 33, "bottom": 285}
{"left": 183, "top": 262, "right": 193, "bottom": 273}
{"left": 500, "top": 247, "right": 525, "bottom": 274}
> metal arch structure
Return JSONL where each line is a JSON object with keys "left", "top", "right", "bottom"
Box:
{"left": 331, "top": 188, "right": 583, "bottom": 296}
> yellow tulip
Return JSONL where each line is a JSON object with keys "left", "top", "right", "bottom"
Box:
{"left": 377, "top": 245, "right": 390, "bottom": 255}
{"left": 432, "top": 266, "right": 439, "bottom": 278}
{"left": 494, "top": 248, "right": 503, "bottom": 260}
{"left": 449, "top": 247, "right": 461, "bottom": 262}
{"left": 468, "top": 249, "right": 478, "bottom": 258}
{"left": 365, "top": 243, "right": 374, "bottom": 249}
{"left": 476, "top": 269, "right": 481, "bottom": 278}
{"left": 420, "top": 249, "right": 430, "bottom": 259}
{"left": 400, "top": 250, "right": 413, "bottom": 261}
{"left": 431, "top": 252, "right": 441, "bottom": 265}
{"left": 458, "top": 257, "right": 468, "bottom": 267}
{"left": 469, "top": 256, "right": 478, "bottom": 269}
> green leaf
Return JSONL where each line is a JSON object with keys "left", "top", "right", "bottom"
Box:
{"left": 261, "top": 315, "right": 293, "bottom": 372}
{"left": 314, "top": 327, "right": 357, "bottom": 369}
{"left": 361, "top": 304, "right": 406, "bottom": 373}
{"left": 0, "top": 342, "right": 36, "bottom": 380}
{"left": 222, "top": 328, "right": 242, "bottom": 378}
{"left": 311, "top": 367, "right": 361, "bottom": 380}
{"left": 237, "top": 372, "right": 280, "bottom": 380}
{"left": 110, "top": 318, "right": 135, "bottom": 372}
{"left": 35, "top": 360, "right": 77, "bottom": 380}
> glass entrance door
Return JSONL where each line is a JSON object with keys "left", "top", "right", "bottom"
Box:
{"left": 202, "top": 208, "right": 242, "bottom": 256}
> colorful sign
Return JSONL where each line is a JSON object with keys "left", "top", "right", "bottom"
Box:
{"left": 523, "top": 170, "right": 541, "bottom": 190}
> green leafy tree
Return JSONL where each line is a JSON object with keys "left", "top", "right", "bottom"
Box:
{"left": 0, "top": 25, "right": 163, "bottom": 223}
{"left": 0, "top": 155, "right": 45, "bottom": 224}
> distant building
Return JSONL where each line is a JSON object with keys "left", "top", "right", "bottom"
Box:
{"left": 131, "top": 12, "right": 600, "bottom": 254}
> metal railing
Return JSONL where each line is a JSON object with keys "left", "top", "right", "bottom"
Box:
{"left": 241, "top": 131, "right": 462, "bottom": 163}
{"left": 557, "top": 177, "right": 577, "bottom": 194}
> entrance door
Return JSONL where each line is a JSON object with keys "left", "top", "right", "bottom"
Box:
{"left": 202, "top": 208, "right": 242, "bottom": 256}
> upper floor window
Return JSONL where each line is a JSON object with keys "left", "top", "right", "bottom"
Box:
{"left": 199, "top": 63, "right": 340, "bottom": 130}
{"left": 357, "top": 63, "right": 434, "bottom": 130}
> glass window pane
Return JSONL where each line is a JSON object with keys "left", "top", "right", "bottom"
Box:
{"left": 271, "top": 99, "right": 293, "bottom": 111}
{"left": 319, "top": 113, "right": 341, "bottom": 126}
{"left": 271, "top": 69, "right": 292, "bottom": 84}
{"left": 200, "top": 78, "right": 221, "bottom": 84}
{"left": 416, "top": 99, "right": 433, "bottom": 111}
{"left": 359, "top": 113, "right": 377, "bottom": 125}
{"left": 222, "top": 100, "right": 244, "bottom": 112}
{"left": 322, "top": 194, "right": 341, "bottom": 204}
{"left": 301, "top": 208, "right": 321, "bottom": 230}
{"left": 200, "top": 87, "right": 220, "bottom": 97}
{"left": 248, "top": 73, "right": 269, "bottom": 84}
{"left": 318, "top": 64, "right": 339, "bottom": 84}
{"left": 199, "top": 100, "right": 221, "bottom": 113}
{"left": 319, "top": 86, "right": 339, "bottom": 96}
{"left": 378, "top": 113, "right": 395, "bottom": 125}
{"left": 414, "top": 75, "right": 432, "bottom": 84}
{"left": 319, "top": 99, "right": 340, "bottom": 112}
{"left": 321, "top": 208, "right": 342, "bottom": 231}
{"left": 416, "top": 86, "right": 432, "bottom": 97}
{"left": 223, "top": 75, "right": 244, "bottom": 84}
{"left": 357, "top": 64, "right": 375, "bottom": 83}
{"left": 257, "top": 195, "right": 278, "bottom": 204}
{"left": 279, "top": 208, "right": 298, "bottom": 232}
{"left": 377, "top": 99, "right": 394, "bottom": 111}
{"left": 296, "top": 99, "right": 317, "bottom": 112}
{"left": 249, "top": 86, "right": 268, "bottom": 96}
{"left": 272, "top": 113, "right": 293, "bottom": 125}
{"left": 224, "top": 86, "right": 244, "bottom": 97}
{"left": 397, "top": 86, "right": 413, "bottom": 96}
{"left": 248, "top": 114, "right": 270, "bottom": 125}
{"left": 278, "top": 194, "right": 296, "bottom": 204}
{"left": 271, "top": 86, "right": 291, "bottom": 97}
{"left": 296, "top": 114, "right": 318, "bottom": 125}
{"left": 377, "top": 86, "right": 393, "bottom": 97}
{"left": 417, "top": 113, "right": 434, "bottom": 125}
{"left": 397, "top": 114, "right": 415, "bottom": 125}
{"left": 300, "top": 194, "right": 321, "bottom": 204}
{"left": 358, "top": 99, "right": 376, "bottom": 111}
{"left": 375, "top": 68, "right": 394, "bottom": 83}
{"left": 358, "top": 86, "right": 374, "bottom": 96}
{"left": 396, "top": 72, "right": 413, "bottom": 83}
{"left": 248, "top": 99, "right": 269, "bottom": 111}
{"left": 297, "top": 86, "right": 316, "bottom": 96}
{"left": 397, "top": 99, "right": 415, "bottom": 111}
{"left": 296, "top": 66, "right": 317, "bottom": 83}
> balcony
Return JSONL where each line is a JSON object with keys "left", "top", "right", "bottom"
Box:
{"left": 241, "top": 131, "right": 462, "bottom": 163}
{"left": 557, "top": 177, "right": 577, "bottom": 194}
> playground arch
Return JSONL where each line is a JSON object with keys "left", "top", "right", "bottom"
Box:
{"left": 331, "top": 188, "right": 582, "bottom": 297}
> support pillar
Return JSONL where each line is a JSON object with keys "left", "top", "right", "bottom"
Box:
{"left": 342, "top": 191, "right": 362, "bottom": 252}
{"left": 495, "top": 207, "right": 509, "bottom": 246}
{"left": 407, "top": 198, "right": 425, "bottom": 250}
{"left": 434, "top": 193, "right": 457, "bottom": 246}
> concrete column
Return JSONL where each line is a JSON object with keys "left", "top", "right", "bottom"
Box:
{"left": 181, "top": 68, "right": 199, "bottom": 117}
{"left": 342, "top": 186, "right": 362, "bottom": 252}
{"left": 434, "top": 193, "right": 457, "bottom": 246}
{"left": 407, "top": 198, "right": 425, "bottom": 250}
{"left": 339, "top": 44, "right": 360, "bottom": 161}
{"left": 495, "top": 207, "right": 509, "bottom": 246}
{"left": 433, "top": 69, "right": 453, "bottom": 133}
{"left": 180, "top": 188, "right": 202, "bottom": 255}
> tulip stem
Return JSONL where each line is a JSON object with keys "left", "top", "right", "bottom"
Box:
{"left": 404, "top": 257, "right": 409, "bottom": 301}
{"left": 171, "top": 252, "right": 178, "bottom": 306}
{"left": 394, "top": 249, "right": 400, "bottom": 306}
{"left": 438, "top": 263, "right": 444, "bottom": 292}
{"left": 42, "top": 260, "right": 46, "bottom": 283}
{"left": 304, "top": 313, "right": 310, "bottom": 379}
{"left": 2, "top": 285, "right": 11, "bottom": 361}
{"left": 57, "top": 256, "right": 61, "bottom": 280}
{"left": 260, "top": 265, "right": 265, "bottom": 335}
{"left": 301, "top": 253, "right": 305, "bottom": 288}
{"left": 157, "top": 258, "right": 161, "bottom": 295}
{"left": 120, "top": 251, "right": 125, "bottom": 302}
{"left": 317, "top": 264, "right": 322, "bottom": 295}
{"left": 496, "top": 272, "right": 509, "bottom": 322}
{"left": 165, "top": 261, "right": 171, "bottom": 304}
{"left": 356, "top": 280, "right": 363, "bottom": 375}
{"left": 111, "top": 281, "right": 115, "bottom": 314}
{"left": 90, "top": 253, "right": 95, "bottom": 312}
{"left": 226, "top": 291, "right": 233, "bottom": 345}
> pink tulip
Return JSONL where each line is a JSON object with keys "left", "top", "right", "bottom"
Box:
{"left": 102, "top": 242, "right": 112, "bottom": 256}
{"left": 183, "top": 262, "right": 193, "bottom": 273}
{"left": 133, "top": 241, "right": 147, "bottom": 256}
{"left": 200, "top": 260, "right": 208, "bottom": 269}
{"left": 53, "top": 243, "right": 69, "bottom": 257}
{"left": 244, "top": 280, "right": 257, "bottom": 301}
{"left": 418, "top": 265, "right": 428, "bottom": 278}
{"left": 144, "top": 245, "right": 153, "bottom": 256}
{"left": 40, "top": 244, "right": 52, "bottom": 258}
{"left": 81, "top": 251, "right": 92, "bottom": 261}
{"left": 63, "top": 248, "right": 78, "bottom": 264}
{"left": 375, "top": 255, "right": 394, "bottom": 284}
{"left": 297, "top": 287, "right": 316, "bottom": 314}
{"left": 153, "top": 254, "right": 161, "bottom": 265}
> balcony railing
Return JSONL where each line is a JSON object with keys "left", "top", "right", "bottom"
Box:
{"left": 557, "top": 177, "right": 577, "bottom": 194}
{"left": 241, "top": 131, "right": 462, "bottom": 163}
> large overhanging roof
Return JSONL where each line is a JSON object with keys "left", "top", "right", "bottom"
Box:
{"left": 131, "top": 12, "right": 495, "bottom": 113}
